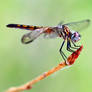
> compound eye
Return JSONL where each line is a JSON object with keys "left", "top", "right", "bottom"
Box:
{"left": 74, "top": 32, "right": 79, "bottom": 37}
{"left": 71, "top": 32, "right": 81, "bottom": 42}
{"left": 79, "top": 34, "right": 81, "bottom": 37}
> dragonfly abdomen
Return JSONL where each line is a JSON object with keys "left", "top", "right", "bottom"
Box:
{"left": 7, "top": 24, "right": 42, "bottom": 30}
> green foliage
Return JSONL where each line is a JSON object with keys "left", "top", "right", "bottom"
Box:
{"left": 0, "top": 0, "right": 92, "bottom": 92}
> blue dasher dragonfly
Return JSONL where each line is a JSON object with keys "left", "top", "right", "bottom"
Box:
{"left": 7, "top": 19, "right": 90, "bottom": 63}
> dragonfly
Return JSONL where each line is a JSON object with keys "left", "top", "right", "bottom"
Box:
{"left": 7, "top": 19, "right": 90, "bottom": 63}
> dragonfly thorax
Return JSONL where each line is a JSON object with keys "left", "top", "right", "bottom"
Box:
{"left": 71, "top": 31, "right": 81, "bottom": 42}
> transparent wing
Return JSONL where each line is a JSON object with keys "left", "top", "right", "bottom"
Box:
{"left": 58, "top": 21, "right": 64, "bottom": 26}
{"left": 63, "top": 19, "right": 90, "bottom": 31}
{"left": 43, "top": 27, "right": 59, "bottom": 39}
{"left": 21, "top": 29, "right": 44, "bottom": 44}
{"left": 43, "top": 32, "right": 58, "bottom": 38}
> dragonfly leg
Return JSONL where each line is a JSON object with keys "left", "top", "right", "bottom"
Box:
{"left": 67, "top": 39, "right": 75, "bottom": 52}
{"left": 69, "top": 46, "right": 78, "bottom": 49}
{"left": 69, "top": 41, "right": 79, "bottom": 49}
{"left": 71, "top": 41, "right": 81, "bottom": 48}
{"left": 59, "top": 40, "right": 67, "bottom": 62}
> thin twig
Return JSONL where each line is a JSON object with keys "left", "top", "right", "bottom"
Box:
{"left": 6, "top": 45, "right": 83, "bottom": 92}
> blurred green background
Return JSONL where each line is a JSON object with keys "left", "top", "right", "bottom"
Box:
{"left": 0, "top": 0, "right": 92, "bottom": 92}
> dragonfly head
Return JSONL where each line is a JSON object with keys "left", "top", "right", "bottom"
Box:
{"left": 71, "top": 31, "right": 81, "bottom": 42}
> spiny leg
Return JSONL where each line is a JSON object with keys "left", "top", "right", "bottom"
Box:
{"left": 67, "top": 37, "right": 81, "bottom": 50}
{"left": 66, "top": 39, "right": 82, "bottom": 57}
{"left": 71, "top": 40, "right": 81, "bottom": 48}
{"left": 67, "top": 39, "right": 75, "bottom": 52}
{"left": 69, "top": 41, "right": 79, "bottom": 49}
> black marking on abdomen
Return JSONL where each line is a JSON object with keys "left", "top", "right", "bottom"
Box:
{"left": 7, "top": 24, "right": 19, "bottom": 28}
{"left": 6, "top": 24, "right": 42, "bottom": 30}
{"left": 7, "top": 24, "right": 30, "bottom": 29}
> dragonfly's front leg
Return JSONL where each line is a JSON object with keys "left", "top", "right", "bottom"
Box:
{"left": 67, "top": 39, "right": 75, "bottom": 52}
{"left": 68, "top": 41, "right": 79, "bottom": 50}
{"left": 71, "top": 40, "right": 81, "bottom": 48}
